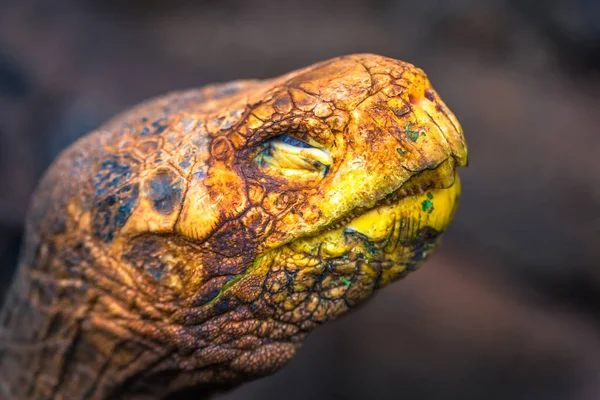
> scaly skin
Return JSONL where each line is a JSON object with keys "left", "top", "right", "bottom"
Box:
{"left": 0, "top": 54, "right": 467, "bottom": 399}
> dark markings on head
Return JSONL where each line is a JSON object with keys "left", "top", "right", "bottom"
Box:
{"left": 145, "top": 169, "right": 184, "bottom": 215}
{"left": 192, "top": 169, "right": 206, "bottom": 180}
{"left": 92, "top": 155, "right": 134, "bottom": 197}
{"left": 141, "top": 117, "right": 169, "bottom": 136}
{"left": 92, "top": 183, "right": 140, "bottom": 242}
{"left": 178, "top": 158, "right": 192, "bottom": 169}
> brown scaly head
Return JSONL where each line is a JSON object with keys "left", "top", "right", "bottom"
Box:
{"left": 0, "top": 54, "right": 467, "bottom": 399}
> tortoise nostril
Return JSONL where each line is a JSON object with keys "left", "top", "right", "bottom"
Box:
{"left": 425, "top": 89, "right": 435, "bottom": 102}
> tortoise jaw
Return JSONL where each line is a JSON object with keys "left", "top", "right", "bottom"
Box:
{"left": 342, "top": 169, "right": 461, "bottom": 244}
{"left": 320, "top": 157, "right": 459, "bottom": 234}
{"left": 285, "top": 170, "right": 461, "bottom": 289}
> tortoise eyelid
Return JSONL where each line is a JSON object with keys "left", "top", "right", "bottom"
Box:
{"left": 278, "top": 134, "right": 314, "bottom": 149}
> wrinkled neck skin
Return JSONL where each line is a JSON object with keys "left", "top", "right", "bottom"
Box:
{"left": 0, "top": 54, "right": 467, "bottom": 399}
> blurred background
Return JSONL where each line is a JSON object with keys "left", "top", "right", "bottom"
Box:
{"left": 1, "top": 0, "right": 599, "bottom": 399}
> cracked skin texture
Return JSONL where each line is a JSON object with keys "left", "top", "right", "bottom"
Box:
{"left": 0, "top": 54, "right": 467, "bottom": 399}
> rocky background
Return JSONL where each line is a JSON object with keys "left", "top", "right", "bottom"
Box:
{"left": 1, "top": 0, "right": 599, "bottom": 399}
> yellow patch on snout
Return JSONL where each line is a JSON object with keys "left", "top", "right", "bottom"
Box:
{"left": 347, "top": 172, "right": 461, "bottom": 241}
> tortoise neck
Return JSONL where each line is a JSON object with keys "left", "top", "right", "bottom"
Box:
{"left": 0, "top": 263, "right": 167, "bottom": 400}
{"left": 0, "top": 258, "right": 240, "bottom": 400}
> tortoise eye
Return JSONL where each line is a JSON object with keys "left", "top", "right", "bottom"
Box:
{"left": 255, "top": 134, "right": 332, "bottom": 176}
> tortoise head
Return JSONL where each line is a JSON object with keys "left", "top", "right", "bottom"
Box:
{"left": 18, "top": 54, "right": 467, "bottom": 394}
{"left": 112, "top": 54, "right": 467, "bottom": 379}
{"left": 167, "top": 54, "right": 467, "bottom": 311}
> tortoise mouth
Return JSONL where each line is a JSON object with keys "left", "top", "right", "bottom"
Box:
{"left": 321, "top": 157, "right": 458, "bottom": 234}
{"left": 287, "top": 158, "right": 461, "bottom": 260}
